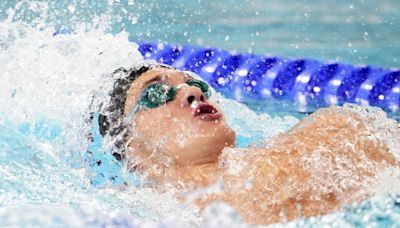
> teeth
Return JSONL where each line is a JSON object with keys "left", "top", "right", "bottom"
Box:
{"left": 191, "top": 100, "right": 199, "bottom": 109}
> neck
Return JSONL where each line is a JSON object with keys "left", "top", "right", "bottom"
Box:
{"left": 173, "top": 162, "right": 220, "bottom": 188}
{"left": 137, "top": 157, "right": 221, "bottom": 190}
{"left": 128, "top": 140, "right": 223, "bottom": 189}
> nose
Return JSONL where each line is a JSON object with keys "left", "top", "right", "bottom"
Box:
{"left": 179, "top": 85, "right": 207, "bottom": 106}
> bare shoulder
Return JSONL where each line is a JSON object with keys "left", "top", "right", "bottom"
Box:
{"left": 265, "top": 105, "right": 399, "bottom": 161}
{"left": 211, "top": 105, "right": 400, "bottom": 224}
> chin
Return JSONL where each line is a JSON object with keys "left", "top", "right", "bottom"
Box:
{"left": 173, "top": 124, "right": 236, "bottom": 166}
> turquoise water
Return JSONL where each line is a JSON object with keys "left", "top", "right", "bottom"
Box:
{"left": 1, "top": 0, "right": 400, "bottom": 68}
{"left": 1, "top": 0, "right": 400, "bottom": 227}
{"left": 129, "top": 0, "right": 400, "bottom": 69}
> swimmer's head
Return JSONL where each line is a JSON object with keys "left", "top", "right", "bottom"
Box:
{"left": 98, "top": 63, "right": 235, "bottom": 167}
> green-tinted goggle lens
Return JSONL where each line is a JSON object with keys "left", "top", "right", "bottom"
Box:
{"left": 137, "top": 79, "right": 211, "bottom": 110}
{"left": 138, "top": 83, "right": 177, "bottom": 109}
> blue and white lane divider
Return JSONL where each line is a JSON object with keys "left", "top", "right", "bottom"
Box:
{"left": 137, "top": 42, "right": 400, "bottom": 113}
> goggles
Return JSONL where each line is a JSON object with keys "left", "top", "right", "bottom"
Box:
{"left": 131, "top": 78, "right": 211, "bottom": 114}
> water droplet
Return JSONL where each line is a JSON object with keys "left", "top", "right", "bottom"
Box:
{"left": 217, "top": 77, "right": 226, "bottom": 85}
{"left": 130, "top": 16, "right": 138, "bottom": 25}
{"left": 191, "top": 100, "right": 199, "bottom": 109}
{"left": 67, "top": 4, "right": 76, "bottom": 13}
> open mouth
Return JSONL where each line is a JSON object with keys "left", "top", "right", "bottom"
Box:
{"left": 193, "top": 103, "right": 222, "bottom": 121}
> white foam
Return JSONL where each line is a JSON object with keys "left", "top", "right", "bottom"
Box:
{"left": 342, "top": 104, "right": 400, "bottom": 160}
{"left": 0, "top": 21, "right": 201, "bottom": 226}
{"left": 0, "top": 22, "right": 143, "bottom": 123}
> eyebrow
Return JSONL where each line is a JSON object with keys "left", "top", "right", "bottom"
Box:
{"left": 141, "top": 72, "right": 194, "bottom": 89}
{"left": 142, "top": 74, "right": 163, "bottom": 87}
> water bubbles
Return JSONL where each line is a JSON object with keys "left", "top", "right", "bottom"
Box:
{"left": 262, "top": 89, "right": 271, "bottom": 96}
{"left": 130, "top": 16, "right": 138, "bottom": 25}
{"left": 196, "top": 37, "right": 203, "bottom": 45}
{"left": 191, "top": 100, "right": 199, "bottom": 109}
{"left": 202, "top": 203, "right": 245, "bottom": 228}
{"left": 362, "top": 83, "right": 373, "bottom": 91}
{"left": 217, "top": 77, "right": 226, "bottom": 86}
{"left": 237, "top": 69, "right": 248, "bottom": 77}
{"left": 67, "top": 4, "right": 76, "bottom": 14}
{"left": 330, "top": 79, "right": 342, "bottom": 86}
{"left": 363, "top": 32, "right": 369, "bottom": 42}
{"left": 296, "top": 73, "right": 310, "bottom": 83}
{"left": 291, "top": 43, "right": 300, "bottom": 49}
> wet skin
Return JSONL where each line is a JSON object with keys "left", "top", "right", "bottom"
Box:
{"left": 125, "top": 68, "right": 236, "bottom": 168}
{"left": 124, "top": 67, "right": 400, "bottom": 224}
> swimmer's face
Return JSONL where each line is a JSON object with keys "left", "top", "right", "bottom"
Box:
{"left": 124, "top": 67, "right": 235, "bottom": 166}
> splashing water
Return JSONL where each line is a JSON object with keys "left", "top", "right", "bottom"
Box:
{"left": 1, "top": 1, "right": 400, "bottom": 227}
{"left": 0, "top": 18, "right": 299, "bottom": 227}
{"left": 0, "top": 18, "right": 202, "bottom": 226}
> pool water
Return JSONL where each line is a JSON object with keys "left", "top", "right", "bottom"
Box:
{"left": 1, "top": 0, "right": 400, "bottom": 227}
{"left": 2, "top": 0, "right": 400, "bottom": 68}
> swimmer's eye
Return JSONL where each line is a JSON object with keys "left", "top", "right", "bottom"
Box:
{"left": 186, "top": 79, "right": 211, "bottom": 99}
{"left": 140, "top": 83, "right": 177, "bottom": 108}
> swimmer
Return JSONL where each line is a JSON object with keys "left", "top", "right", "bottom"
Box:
{"left": 95, "top": 63, "right": 400, "bottom": 224}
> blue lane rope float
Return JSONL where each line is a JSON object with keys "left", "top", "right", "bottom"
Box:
{"left": 137, "top": 42, "right": 400, "bottom": 114}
